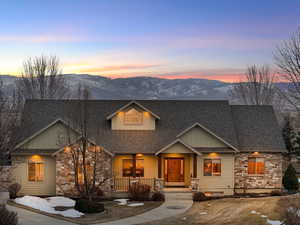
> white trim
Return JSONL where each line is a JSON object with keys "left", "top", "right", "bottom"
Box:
{"left": 14, "top": 118, "right": 80, "bottom": 149}
{"left": 106, "top": 100, "right": 160, "bottom": 120}
{"left": 176, "top": 122, "right": 239, "bottom": 152}
{"left": 155, "top": 139, "right": 202, "bottom": 155}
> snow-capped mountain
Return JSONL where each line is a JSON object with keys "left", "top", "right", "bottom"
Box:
{"left": 0, "top": 74, "right": 233, "bottom": 100}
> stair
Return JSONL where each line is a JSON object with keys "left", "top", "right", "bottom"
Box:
{"left": 163, "top": 188, "right": 193, "bottom": 200}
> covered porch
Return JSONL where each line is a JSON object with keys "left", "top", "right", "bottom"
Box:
{"left": 112, "top": 140, "right": 200, "bottom": 192}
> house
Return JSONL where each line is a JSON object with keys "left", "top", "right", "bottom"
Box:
{"left": 6, "top": 99, "right": 286, "bottom": 196}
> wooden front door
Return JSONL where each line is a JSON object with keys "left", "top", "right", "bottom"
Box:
{"left": 165, "top": 158, "right": 184, "bottom": 182}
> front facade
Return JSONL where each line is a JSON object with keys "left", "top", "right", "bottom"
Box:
{"left": 5, "top": 100, "right": 286, "bottom": 196}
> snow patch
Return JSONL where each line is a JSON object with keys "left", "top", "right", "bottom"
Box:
{"left": 250, "top": 210, "right": 257, "bottom": 214}
{"left": 47, "top": 197, "right": 75, "bottom": 207}
{"left": 15, "top": 196, "right": 83, "bottom": 218}
{"left": 128, "top": 203, "right": 144, "bottom": 207}
{"left": 114, "top": 199, "right": 129, "bottom": 206}
{"left": 266, "top": 219, "right": 282, "bottom": 225}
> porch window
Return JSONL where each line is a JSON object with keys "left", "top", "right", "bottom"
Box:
{"left": 203, "top": 159, "right": 221, "bottom": 176}
{"left": 28, "top": 162, "right": 44, "bottom": 182}
{"left": 122, "top": 159, "right": 144, "bottom": 177}
{"left": 248, "top": 157, "right": 264, "bottom": 175}
{"left": 124, "top": 108, "right": 143, "bottom": 125}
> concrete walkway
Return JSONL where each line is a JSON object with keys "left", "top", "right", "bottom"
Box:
{"left": 7, "top": 205, "right": 75, "bottom": 225}
{"left": 7, "top": 192, "right": 193, "bottom": 225}
{"left": 95, "top": 192, "right": 193, "bottom": 225}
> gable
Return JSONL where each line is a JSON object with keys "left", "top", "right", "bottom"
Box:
{"left": 180, "top": 126, "right": 227, "bottom": 148}
{"left": 19, "top": 122, "right": 78, "bottom": 149}
{"left": 162, "top": 142, "right": 196, "bottom": 154}
{"left": 111, "top": 105, "right": 156, "bottom": 130}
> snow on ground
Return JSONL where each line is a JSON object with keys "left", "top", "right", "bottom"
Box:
{"left": 128, "top": 203, "right": 144, "bottom": 207}
{"left": 47, "top": 197, "right": 75, "bottom": 207}
{"left": 266, "top": 219, "right": 282, "bottom": 225}
{"left": 15, "top": 196, "right": 83, "bottom": 218}
{"left": 114, "top": 199, "right": 129, "bottom": 205}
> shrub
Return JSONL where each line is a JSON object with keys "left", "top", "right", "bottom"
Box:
{"left": 129, "top": 182, "right": 151, "bottom": 201}
{"left": 75, "top": 199, "right": 104, "bottom": 213}
{"left": 283, "top": 164, "right": 299, "bottom": 191}
{"left": 151, "top": 192, "right": 165, "bottom": 201}
{"left": 8, "top": 183, "right": 21, "bottom": 199}
{"left": 193, "top": 192, "right": 208, "bottom": 202}
{"left": 0, "top": 205, "right": 18, "bottom": 225}
{"left": 270, "top": 190, "right": 283, "bottom": 196}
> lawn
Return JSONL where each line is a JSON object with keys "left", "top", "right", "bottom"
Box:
{"left": 138, "top": 195, "right": 299, "bottom": 225}
{"left": 9, "top": 200, "right": 162, "bottom": 225}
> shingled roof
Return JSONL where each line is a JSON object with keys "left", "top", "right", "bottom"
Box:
{"left": 16, "top": 99, "right": 286, "bottom": 154}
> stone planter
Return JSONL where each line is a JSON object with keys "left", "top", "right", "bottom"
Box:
{"left": 0, "top": 192, "right": 9, "bottom": 205}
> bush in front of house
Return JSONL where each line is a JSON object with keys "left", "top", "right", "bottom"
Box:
{"left": 151, "top": 192, "right": 165, "bottom": 201}
{"left": 129, "top": 183, "right": 151, "bottom": 201}
{"left": 283, "top": 164, "right": 299, "bottom": 192}
{"left": 75, "top": 199, "right": 104, "bottom": 213}
{"left": 270, "top": 190, "right": 284, "bottom": 196}
{"left": 8, "top": 183, "right": 21, "bottom": 199}
{"left": 193, "top": 192, "right": 208, "bottom": 202}
{"left": 0, "top": 204, "right": 18, "bottom": 225}
{"left": 280, "top": 197, "right": 300, "bottom": 225}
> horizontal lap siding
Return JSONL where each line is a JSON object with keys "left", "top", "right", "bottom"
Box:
{"left": 197, "top": 154, "right": 234, "bottom": 195}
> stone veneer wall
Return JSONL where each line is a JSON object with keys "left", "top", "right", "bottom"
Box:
{"left": 0, "top": 166, "right": 13, "bottom": 191}
{"left": 234, "top": 153, "right": 283, "bottom": 192}
{"left": 56, "top": 149, "right": 113, "bottom": 197}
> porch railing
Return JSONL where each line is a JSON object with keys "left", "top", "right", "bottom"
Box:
{"left": 113, "top": 177, "right": 157, "bottom": 192}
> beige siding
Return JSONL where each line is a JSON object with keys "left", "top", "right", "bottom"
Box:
{"left": 111, "top": 111, "right": 156, "bottom": 130}
{"left": 181, "top": 126, "right": 227, "bottom": 147}
{"left": 113, "top": 155, "right": 158, "bottom": 178}
{"left": 197, "top": 153, "right": 234, "bottom": 195}
{"left": 21, "top": 122, "right": 78, "bottom": 149}
{"left": 12, "top": 155, "right": 56, "bottom": 196}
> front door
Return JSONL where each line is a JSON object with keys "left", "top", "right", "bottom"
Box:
{"left": 165, "top": 158, "right": 184, "bottom": 182}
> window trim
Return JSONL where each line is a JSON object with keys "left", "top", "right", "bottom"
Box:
{"left": 28, "top": 160, "right": 45, "bottom": 182}
{"left": 203, "top": 158, "right": 221, "bottom": 177}
{"left": 248, "top": 157, "right": 265, "bottom": 175}
{"left": 123, "top": 108, "right": 143, "bottom": 126}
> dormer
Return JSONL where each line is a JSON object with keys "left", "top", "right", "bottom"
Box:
{"left": 106, "top": 101, "right": 160, "bottom": 130}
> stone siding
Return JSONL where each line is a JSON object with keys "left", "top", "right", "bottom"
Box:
{"left": 0, "top": 166, "right": 13, "bottom": 191}
{"left": 56, "top": 148, "right": 113, "bottom": 197}
{"left": 234, "top": 153, "right": 283, "bottom": 192}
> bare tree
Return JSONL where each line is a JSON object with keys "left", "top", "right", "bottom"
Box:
{"left": 274, "top": 28, "right": 300, "bottom": 108}
{"left": 16, "top": 55, "right": 69, "bottom": 101}
{"left": 0, "top": 80, "right": 22, "bottom": 170}
{"left": 229, "top": 64, "right": 278, "bottom": 105}
{"left": 62, "top": 86, "right": 109, "bottom": 200}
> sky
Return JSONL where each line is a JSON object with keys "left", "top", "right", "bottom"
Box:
{"left": 0, "top": 0, "right": 299, "bottom": 82}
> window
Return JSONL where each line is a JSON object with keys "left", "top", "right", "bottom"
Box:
{"left": 203, "top": 159, "right": 221, "bottom": 176}
{"left": 77, "top": 164, "right": 93, "bottom": 184}
{"left": 124, "top": 108, "right": 143, "bottom": 125}
{"left": 28, "top": 162, "right": 44, "bottom": 182}
{"left": 122, "top": 159, "right": 144, "bottom": 177}
{"left": 248, "top": 157, "right": 265, "bottom": 175}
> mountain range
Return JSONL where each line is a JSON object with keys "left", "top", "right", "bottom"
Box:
{"left": 0, "top": 74, "right": 290, "bottom": 100}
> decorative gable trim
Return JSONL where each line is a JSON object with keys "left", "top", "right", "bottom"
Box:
{"left": 155, "top": 139, "right": 202, "bottom": 155}
{"left": 106, "top": 100, "right": 160, "bottom": 120}
{"left": 176, "top": 122, "right": 239, "bottom": 152}
{"left": 14, "top": 118, "right": 80, "bottom": 149}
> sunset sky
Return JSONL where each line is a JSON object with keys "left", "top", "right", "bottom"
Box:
{"left": 0, "top": 0, "right": 299, "bottom": 82}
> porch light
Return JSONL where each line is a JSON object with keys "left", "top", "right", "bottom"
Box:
{"left": 136, "top": 154, "right": 143, "bottom": 157}
{"left": 253, "top": 152, "right": 260, "bottom": 155}
{"left": 208, "top": 152, "right": 219, "bottom": 158}
{"left": 95, "top": 146, "right": 101, "bottom": 152}
{"left": 65, "top": 146, "right": 71, "bottom": 153}
{"left": 30, "top": 155, "right": 42, "bottom": 162}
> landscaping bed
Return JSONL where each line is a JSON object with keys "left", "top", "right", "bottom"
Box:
{"left": 8, "top": 199, "right": 162, "bottom": 224}
{"left": 138, "top": 195, "right": 300, "bottom": 225}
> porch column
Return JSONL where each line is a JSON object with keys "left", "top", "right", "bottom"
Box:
{"left": 132, "top": 154, "right": 136, "bottom": 177}
{"left": 193, "top": 153, "right": 197, "bottom": 178}
{"left": 158, "top": 154, "right": 162, "bottom": 178}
